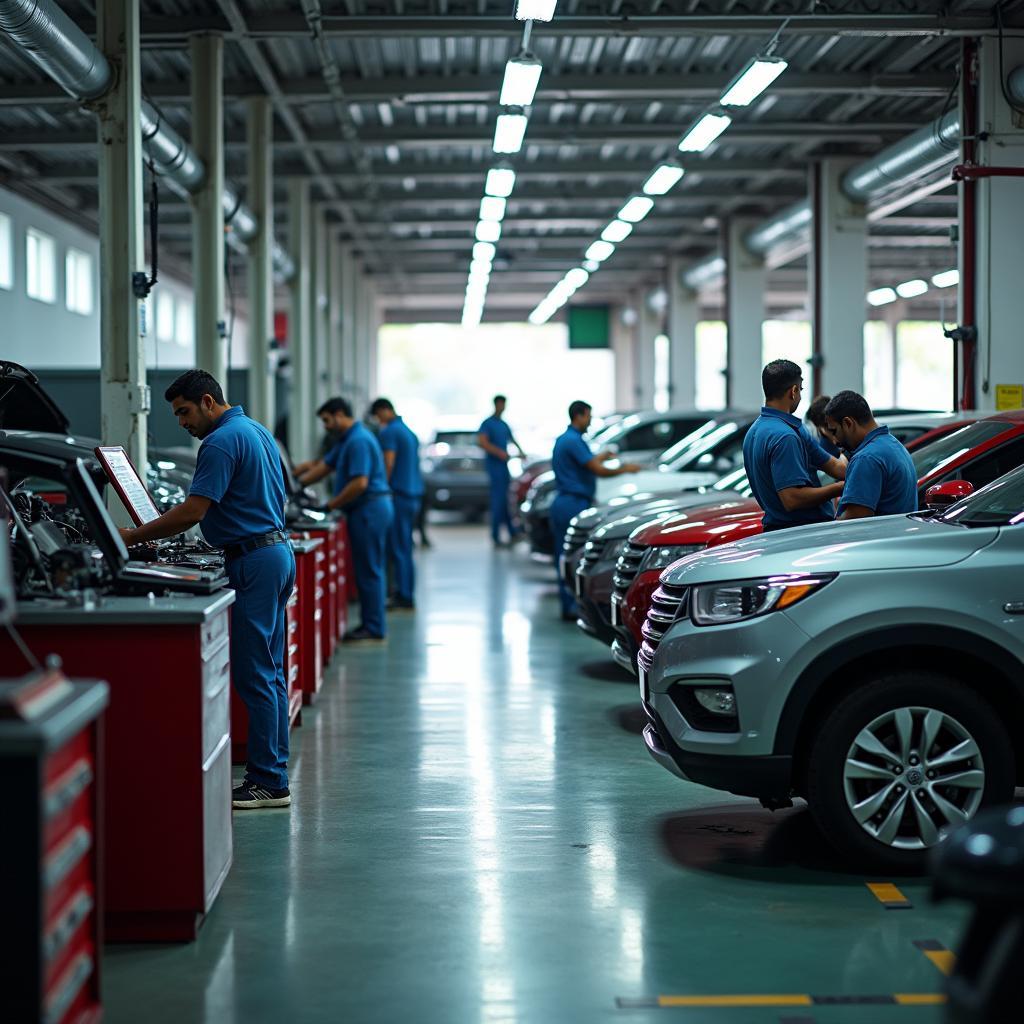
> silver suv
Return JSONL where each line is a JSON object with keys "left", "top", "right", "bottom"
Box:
{"left": 639, "top": 465, "right": 1024, "bottom": 869}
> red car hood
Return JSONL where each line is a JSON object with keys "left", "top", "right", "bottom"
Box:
{"left": 630, "top": 497, "right": 764, "bottom": 548}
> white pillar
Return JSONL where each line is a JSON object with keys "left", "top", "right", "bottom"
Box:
{"left": 667, "top": 257, "right": 698, "bottom": 410}
{"left": 974, "top": 35, "right": 1024, "bottom": 407}
{"left": 725, "top": 218, "right": 766, "bottom": 409}
{"left": 611, "top": 307, "right": 636, "bottom": 411}
{"left": 288, "top": 180, "right": 313, "bottom": 461}
{"left": 246, "top": 96, "right": 274, "bottom": 427}
{"left": 339, "top": 246, "right": 357, "bottom": 394}
{"left": 311, "top": 211, "right": 330, "bottom": 409}
{"left": 632, "top": 291, "right": 659, "bottom": 408}
{"left": 811, "top": 158, "right": 867, "bottom": 397}
{"left": 190, "top": 34, "right": 226, "bottom": 386}
{"left": 97, "top": 0, "right": 148, "bottom": 476}
{"left": 352, "top": 260, "right": 369, "bottom": 406}
{"left": 326, "top": 236, "right": 344, "bottom": 400}
{"left": 368, "top": 288, "right": 381, "bottom": 400}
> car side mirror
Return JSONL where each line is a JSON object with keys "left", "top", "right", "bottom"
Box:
{"left": 925, "top": 480, "right": 974, "bottom": 510}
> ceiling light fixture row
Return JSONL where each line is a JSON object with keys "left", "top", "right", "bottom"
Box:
{"left": 528, "top": 36, "right": 791, "bottom": 326}
{"left": 866, "top": 269, "right": 958, "bottom": 307}
{"left": 463, "top": 7, "right": 551, "bottom": 327}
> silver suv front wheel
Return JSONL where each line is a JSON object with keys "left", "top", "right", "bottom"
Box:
{"left": 807, "top": 672, "right": 1015, "bottom": 869}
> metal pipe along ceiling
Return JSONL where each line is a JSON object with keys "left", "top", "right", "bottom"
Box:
{"left": 684, "top": 109, "right": 961, "bottom": 287}
{"left": 0, "top": 0, "right": 289, "bottom": 275}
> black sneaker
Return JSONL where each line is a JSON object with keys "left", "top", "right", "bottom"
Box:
{"left": 388, "top": 597, "right": 415, "bottom": 611}
{"left": 343, "top": 626, "right": 387, "bottom": 643}
{"left": 232, "top": 779, "right": 291, "bottom": 809}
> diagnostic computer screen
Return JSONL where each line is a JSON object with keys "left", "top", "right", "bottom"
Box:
{"left": 94, "top": 446, "right": 162, "bottom": 527}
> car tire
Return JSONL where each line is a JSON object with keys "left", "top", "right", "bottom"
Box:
{"left": 805, "top": 672, "right": 1015, "bottom": 871}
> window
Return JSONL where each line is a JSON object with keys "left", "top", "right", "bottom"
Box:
{"left": 156, "top": 289, "right": 176, "bottom": 342}
{"left": 941, "top": 436, "right": 1024, "bottom": 493}
{"left": 0, "top": 212, "right": 11, "bottom": 290}
{"left": 176, "top": 299, "right": 194, "bottom": 348}
{"left": 65, "top": 247, "right": 93, "bottom": 315}
{"left": 896, "top": 322, "right": 953, "bottom": 412}
{"left": 696, "top": 321, "right": 727, "bottom": 410}
{"left": 653, "top": 334, "right": 670, "bottom": 412}
{"left": 26, "top": 227, "right": 56, "bottom": 303}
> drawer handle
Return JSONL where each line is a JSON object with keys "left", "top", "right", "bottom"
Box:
{"left": 44, "top": 951, "right": 94, "bottom": 1024}
{"left": 44, "top": 887, "right": 94, "bottom": 963}
{"left": 45, "top": 826, "right": 92, "bottom": 891}
{"left": 44, "top": 759, "right": 93, "bottom": 819}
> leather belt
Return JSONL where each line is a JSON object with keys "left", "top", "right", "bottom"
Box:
{"left": 223, "top": 530, "right": 289, "bottom": 562}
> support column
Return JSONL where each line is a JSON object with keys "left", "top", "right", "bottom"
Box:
{"left": 311, "top": 211, "right": 330, "bottom": 407}
{"left": 972, "top": 34, "right": 1024, "bottom": 408}
{"left": 667, "top": 258, "right": 698, "bottom": 410}
{"left": 633, "top": 290, "right": 658, "bottom": 408}
{"left": 97, "top": 0, "right": 148, "bottom": 477}
{"left": 810, "top": 158, "right": 868, "bottom": 398}
{"left": 352, "top": 260, "right": 369, "bottom": 406}
{"left": 367, "top": 287, "right": 381, "bottom": 399}
{"left": 190, "top": 34, "right": 226, "bottom": 385}
{"left": 246, "top": 96, "right": 273, "bottom": 428}
{"left": 339, "top": 246, "right": 357, "bottom": 394}
{"left": 725, "top": 218, "right": 766, "bottom": 409}
{"left": 611, "top": 307, "right": 636, "bottom": 410}
{"left": 288, "top": 180, "right": 314, "bottom": 462}
{"left": 326, "top": 236, "right": 344, "bottom": 401}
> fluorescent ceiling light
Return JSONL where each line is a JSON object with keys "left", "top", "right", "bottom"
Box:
{"left": 583, "top": 259, "right": 600, "bottom": 272}
{"left": 479, "top": 196, "right": 507, "bottom": 222}
{"left": 493, "top": 113, "right": 528, "bottom": 154}
{"left": 564, "top": 267, "right": 589, "bottom": 290}
{"left": 720, "top": 57, "right": 789, "bottom": 107}
{"left": 601, "top": 220, "right": 633, "bottom": 243}
{"left": 643, "top": 164, "right": 685, "bottom": 196}
{"left": 469, "top": 259, "right": 492, "bottom": 276}
{"left": 867, "top": 287, "right": 897, "bottom": 307}
{"left": 585, "top": 240, "right": 616, "bottom": 262}
{"left": 932, "top": 269, "right": 960, "bottom": 288}
{"left": 485, "top": 167, "right": 516, "bottom": 198}
{"left": 475, "top": 220, "right": 501, "bottom": 243}
{"left": 462, "top": 308, "right": 482, "bottom": 327}
{"left": 500, "top": 57, "right": 543, "bottom": 107}
{"left": 473, "top": 241, "right": 497, "bottom": 262}
{"left": 678, "top": 113, "right": 732, "bottom": 153}
{"left": 515, "top": 0, "right": 557, "bottom": 22}
{"left": 896, "top": 278, "right": 928, "bottom": 299}
{"left": 618, "top": 196, "right": 655, "bottom": 223}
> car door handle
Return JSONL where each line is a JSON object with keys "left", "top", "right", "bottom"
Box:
{"left": 1004, "top": 602, "right": 1024, "bottom": 614}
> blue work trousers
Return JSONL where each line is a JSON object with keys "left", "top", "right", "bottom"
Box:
{"left": 227, "top": 542, "right": 296, "bottom": 791}
{"left": 389, "top": 493, "right": 420, "bottom": 601}
{"left": 487, "top": 463, "right": 514, "bottom": 543}
{"left": 550, "top": 493, "right": 591, "bottom": 615}
{"left": 348, "top": 496, "right": 394, "bottom": 636}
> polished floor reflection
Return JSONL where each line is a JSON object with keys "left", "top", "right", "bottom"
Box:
{"left": 103, "top": 526, "right": 963, "bottom": 1022}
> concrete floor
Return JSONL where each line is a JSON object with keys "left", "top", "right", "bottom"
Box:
{"left": 103, "top": 525, "right": 965, "bottom": 1023}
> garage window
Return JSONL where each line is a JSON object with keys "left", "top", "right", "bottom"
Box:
{"left": 26, "top": 227, "right": 56, "bottom": 304}
{"left": 65, "top": 248, "right": 93, "bottom": 315}
{"left": 156, "top": 289, "right": 176, "bottom": 342}
{"left": 0, "top": 212, "right": 11, "bottom": 290}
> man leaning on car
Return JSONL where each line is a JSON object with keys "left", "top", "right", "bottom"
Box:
{"left": 824, "top": 390, "right": 918, "bottom": 520}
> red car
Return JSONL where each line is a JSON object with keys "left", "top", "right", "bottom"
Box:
{"left": 610, "top": 412, "right": 1022, "bottom": 674}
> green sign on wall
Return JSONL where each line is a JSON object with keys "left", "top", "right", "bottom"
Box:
{"left": 568, "top": 305, "right": 610, "bottom": 349}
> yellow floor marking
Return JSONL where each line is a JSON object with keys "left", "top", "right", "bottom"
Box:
{"left": 866, "top": 882, "right": 912, "bottom": 907}
{"left": 894, "top": 993, "right": 949, "bottom": 1005}
{"left": 658, "top": 995, "right": 813, "bottom": 1008}
{"left": 921, "top": 949, "right": 956, "bottom": 975}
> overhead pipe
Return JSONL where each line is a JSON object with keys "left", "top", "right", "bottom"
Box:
{"left": 0, "top": 0, "right": 292, "bottom": 279}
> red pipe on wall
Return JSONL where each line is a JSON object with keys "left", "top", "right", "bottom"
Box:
{"left": 952, "top": 164, "right": 1024, "bottom": 180}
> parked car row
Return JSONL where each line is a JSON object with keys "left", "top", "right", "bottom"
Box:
{"left": 510, "top": 404, "right": 1024, "bottom": 868}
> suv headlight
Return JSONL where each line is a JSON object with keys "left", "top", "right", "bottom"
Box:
{"left": 690, "top": 574, "right": 835, "bottom": 626}
{"left": 640, "top": 544, "right": 704, "bottom": 572}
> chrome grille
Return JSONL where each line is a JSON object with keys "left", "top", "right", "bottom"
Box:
{"left": 562, "top": 521, "right": 592, "bottom": 559}
{"left": 638, "top": 582, "right": 688, "bottom": 673}
{"left": 612, "top": 540, "right": 647, "bottom": 599}
{"left": 579, "top": 539, "right": 602, "bottom": 571}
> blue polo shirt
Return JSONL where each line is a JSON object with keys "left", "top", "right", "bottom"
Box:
{"left": 188, "top": 405, "right": 286, "bottom": 548}
{"left": 838, "top": 425, "right": 918, "bottom": 517}
{"left": 479, "top": 415, "right": 514, "bottom": 472}
{"left": 743, "top": 407, "right": 835, "bottom": 529}
{"left": 553, "top": 425, "right": 596, "bottom": 500}
{"left": 323, "top": 421, "right": 390, "bottom": 507}
{"left": 378, "top": 416, "right": 424, "bottom": 498}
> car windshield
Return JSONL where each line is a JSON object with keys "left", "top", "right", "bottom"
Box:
{"left": 940, "top": 463, "right": 1024, "bottom": 527}
{"left": 910, "top": 420, "right": 1013, "bottom": 480}
{"left": 433, "top": 431, "right": 479, "bottom": 447}
{"left": 655, "top": 420, "right": 721, "bottom": 465}
{"left": 663, "top": 422, "right": 743, "bottom": 471}
{"left": 711, "top": 467, "right": 751, "bottom": 495}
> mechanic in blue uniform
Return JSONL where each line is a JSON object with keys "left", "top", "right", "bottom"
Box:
{"left": 551, "top": 400, "right": 641, "bottom": 621}
{"left": 296, "top": 397, "right": 394, "bottom": 642}
{"left": 370, "top": 397, "right": 423, "bottom": 610}
{"left": 805, "top": 394, "right": 842, "bottom": 458}
{"left": 117, "top": 369, "right": 296, "bottom": 810}
{"left": 478, "top": 395, "right": 526, "bottom": 547}
{"left": 824, "top": 390, "right": 918, "bottom": 519}
{"left": 742, "top": 359, "right": 848, "bottom": 533}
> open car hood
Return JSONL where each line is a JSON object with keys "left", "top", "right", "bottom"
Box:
{"left": 0, "top": 362, "right": 70, "bottom": 435}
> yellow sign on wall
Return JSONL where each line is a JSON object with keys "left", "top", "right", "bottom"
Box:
{"left": 995, "top": 384, "right": 1024, "bottom": 411}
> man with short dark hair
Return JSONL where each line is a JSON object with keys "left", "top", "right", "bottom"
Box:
{"left": 370, "top": 397, "right": 422, "bottom": 610}
{"left": 478, "top": 394, "right": 525, "bottom": 547}
{"left": 118, "top": 368, "right": 296, "bottom": 810}
{"left": 551, "top": 400, "right": 641, "bottom": 621}
{"left": 824, "top": 390, "right": 917, "bottom": 520}
{"left": 805, "top": 394, "right": 841, "bottom": 458}
{"left": 295, "top": 397, "right": 393, "bottom": 641}
{"left": 742, "top": 359, "right": 847, "bottom": 533}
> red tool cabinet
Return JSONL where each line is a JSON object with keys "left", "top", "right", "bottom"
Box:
{"left": 297, "top": 523, "right": 342, "bottom": 672}
{"left": 1, "top": 670, "right": 108, "bottom": 1024}
{"left": 291, "top": 538, "right": 324, "bottom": 703}
{"left": 1, "top": 591, "right": 236, "bottom": 943}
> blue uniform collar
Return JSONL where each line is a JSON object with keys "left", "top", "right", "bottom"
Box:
{"left": 210, "top": 405, "right": 244, "bottom": 432}
{"left": 569, "top": 424, "right": 586, "bottom": 436}
{"left": 759, "top": 406, "right": 803, "bottom": 430}
{"left": 855, "top": 424, "right": 890, "bottom": 451}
